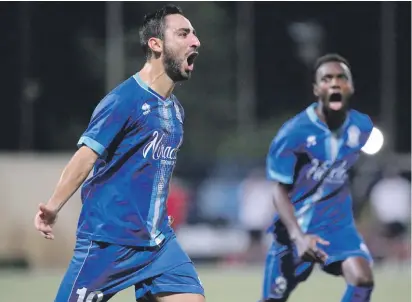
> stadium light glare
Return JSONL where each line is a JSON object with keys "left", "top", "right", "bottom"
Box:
{"left": 361, "top": 127, "right": 384, "bottom": 155}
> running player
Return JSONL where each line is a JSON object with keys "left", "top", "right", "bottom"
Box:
{"left": 261, "top": 54, "right": 374, "bottom": 302}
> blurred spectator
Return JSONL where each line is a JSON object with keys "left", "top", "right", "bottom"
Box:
{"left": 238, "top": 168, "right": 275, "bottom": 263}
{"left": 369, "top": 165, "right": 411, "bottom": 261}
{"left": 197, "top": 178, "right": 240, "bottom": 225}
{"left": 167, "top": 178, "right": 190, "bottom": 231}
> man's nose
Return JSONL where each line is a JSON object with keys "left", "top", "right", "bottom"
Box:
{"left": 191, "top": 35, "right": 201, "bottom": 49}
{"left": 330, "top": 77, "right": 341, "bottom": 88}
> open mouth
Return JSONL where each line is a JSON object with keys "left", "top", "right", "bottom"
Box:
{"left": 329, "top": 92, "right": 342, "bottom": 102}
{"left": 328, "top": 93, "right": 343, "bottom": 110}
{"left": 186, "top": 52, "right": 199, "bottom": 68}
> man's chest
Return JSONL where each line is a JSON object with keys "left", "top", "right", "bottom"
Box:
{"left": 140, "top": 101, "right": 184, "bottom": 162}
{"left": 296, "top": 127, "right": 362, "bottom": 185}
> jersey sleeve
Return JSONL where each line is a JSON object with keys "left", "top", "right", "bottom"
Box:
{"left": 266, "top": 126, "right": 298, "bottom": 184}
{"left": 77, "top": 93, "right": 134, "bottom": 159}
{"left": 360, "top": 114, "right": 374, "bottom": 148}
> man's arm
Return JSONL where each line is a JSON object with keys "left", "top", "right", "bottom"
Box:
{"left": 272, "top": 182, "right": 304, "bottom": 241}
{"left": 266, "top": 125, "right": 329, "bottom": 262}
{"left": 272, "top": 181, "right": 328, "bottom": 262}
{"left": 267, "top": 126, "right": 303, "bottom": 239}
{"left": 52, "top": 93, "right": 136, "bottom": 211}
{"left": 35, "top": 93, "right": 136, "bottom": 239}
{"left": 34, "top": 146, "right": 99, "bottom": 239}
{"left": 46, "top": 146, "right": 98, "bottom": 212}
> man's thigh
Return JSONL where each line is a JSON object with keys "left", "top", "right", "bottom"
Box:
{"left": 320, "top": 227, "right": 373, "bottom": 275}
{"left": 135, "top": 237, "right": 204, "bottom": 301}
{"left": 55, "top": 237, "right": 159, "bottom": 302}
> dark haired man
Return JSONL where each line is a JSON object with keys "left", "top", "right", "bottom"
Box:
{"left": 34, "top": 5, "right": 204, "bottom": 302}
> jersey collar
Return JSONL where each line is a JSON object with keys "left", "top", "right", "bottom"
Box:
{"left": 133, "top": 73, "right": 173, "bottom": 105}
{"left": 306, "top": 102, "right": 350, "bottom": 136}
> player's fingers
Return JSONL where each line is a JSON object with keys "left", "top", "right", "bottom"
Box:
{"left": 300, "top": 253, "right": 311, "bottom": 262}
{"left": 37, "top": 222, "right": 52, "bottom": 233}
{"left": 40, "top": 229, "right": 54, "bottom": 239}
{"left": 34, "top": 213, "right": 41, "bottom": 229}
{"left": 38, "top": 207, "right": 57, "bottom": 225}
{"left": 38, "top": 203, "right": 47, "bottom": 212}
{"left": 309, "top": 240, "right": 328, "bottom": 262}
{"left": 315, "top": 237, "right": 330, "bottom": 246}
{"left": 39, "top": 203, "right": 55, "bottom": 217}
{"left": 302, "top": 250, "right": 318, "bottom": 262}
{"left": 313, "top": 247, "right": 328, "bottom": 263}
{"left": 34, "top": 218, "right": 49, "bottom": 232}
{"left": 45, "top": 233, "right": 55, "bottom": 240}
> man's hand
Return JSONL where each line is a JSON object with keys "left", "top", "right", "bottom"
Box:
{"left": 294, "top": 234, "right": 329, "bottom": 263}
{"left": 34, "top": 203, "right": 58, "bottom": 240}
{"left": 33, "top": 146, "right": 98, "bottom": 241}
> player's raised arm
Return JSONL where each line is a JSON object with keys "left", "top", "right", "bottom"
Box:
{"left": 267, "top": 128, "right": 329, "bottom": 263}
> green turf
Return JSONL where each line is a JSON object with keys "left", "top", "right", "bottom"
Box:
{"left": 0, "top": 265, "right": 410, "bottom": 301}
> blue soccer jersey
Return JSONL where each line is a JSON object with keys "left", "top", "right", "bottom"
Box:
{"left": 266, "top": 103, "right": 373, "bottom": 236}
{"left": 76, "top": 73, "right": 185, "bottom": 247}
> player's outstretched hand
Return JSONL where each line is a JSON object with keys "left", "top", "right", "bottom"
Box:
{"left": 34, "top": 203, "right": 58, "bottom": 240}
{"left": 294, "top": 234, "right": 329, "bottom": 263}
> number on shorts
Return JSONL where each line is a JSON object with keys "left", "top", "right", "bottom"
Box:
{"left": 76, "top": 287, "right": 104, "bottom": 302}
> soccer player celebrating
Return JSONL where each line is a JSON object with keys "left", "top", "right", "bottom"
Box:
{"left": 261, "top": 54, "right": 374, "bottom": 302}
{"left": 34, "top": 5, "right": 204, "bottom": 302}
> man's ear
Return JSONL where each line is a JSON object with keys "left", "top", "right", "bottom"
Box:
{"left": 148, "top": 37, "right": 163, "bottom": 54}
{"left": 313, "top": 83, "right": 319, "bottom": 97}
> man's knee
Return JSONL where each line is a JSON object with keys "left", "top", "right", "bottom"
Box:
{"left": 351, "top": 273, "right": 374, "bottom": 287}
{"left": 342, "top": 256, "right": 374, "bottom": 287}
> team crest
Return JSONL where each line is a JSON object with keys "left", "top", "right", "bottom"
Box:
{"left": 174, "top": 103, "right": 183, "bottom": 124}
{"left": 142, "top": 103, "right": 151, "bottom": 115}
{"left": 306, "top": 135, "right": 317, "bottom": 147}
{"left": 272, "top": 276, "right": 287, "bottom": 295}
{"left": 347, "top": 125, "right": 360, "bottom": 148}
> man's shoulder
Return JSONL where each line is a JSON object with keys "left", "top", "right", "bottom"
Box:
{"left": 95, "top": 77, "right": 153, "bottom": 114}
{"left": 348, "top": 109, "right": 373, "bottom": 133}
{"left": 274, "top": 110, "right": 313, "bottom": 144}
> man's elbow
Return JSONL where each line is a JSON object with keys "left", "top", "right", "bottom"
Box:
{"left": 69, "top": 146, "right": 99, "bottom": 177}
{"left": 76, "top": 146, "right": 99, "bottom": 165}
{"left": 273, "top": 181, "right": 289, "bottom": 195}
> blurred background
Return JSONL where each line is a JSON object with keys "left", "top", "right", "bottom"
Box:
{"left": 0, "top": 1, "right": 410, "bottom": 301}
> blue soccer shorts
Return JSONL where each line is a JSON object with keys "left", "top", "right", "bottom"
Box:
{"left": 55, "top": 235, "right": 204, "bottom": 301}
{"left": 262, "top": 225, "right": 373, "bottom": 301}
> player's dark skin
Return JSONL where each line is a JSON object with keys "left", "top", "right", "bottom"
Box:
{"left": 314, "top": 61, "right": 374, "bottom": 288}
{"left": 273, "top": 61, "right": 373, "bottom": 292}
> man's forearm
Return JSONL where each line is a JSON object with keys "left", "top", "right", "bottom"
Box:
{"left": 47, "top": 146, "right": 97, "bottom": 212}
{"left": 272, "top": 182, "right": 304, "bottom": 241}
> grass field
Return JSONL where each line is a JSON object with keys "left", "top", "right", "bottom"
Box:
{"left": 0, "top": 265, "right": 410, "bottom": 301}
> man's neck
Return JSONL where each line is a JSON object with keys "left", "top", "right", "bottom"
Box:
{"left": 138, "top": 61, "right": 175, "bottom": 99}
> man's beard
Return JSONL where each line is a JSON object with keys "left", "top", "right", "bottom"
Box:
{"left": 163, "top": 47, "right": 190, "bottom": 82}
{"left": 322, "top": 100, "right": 348, "bottom": 131}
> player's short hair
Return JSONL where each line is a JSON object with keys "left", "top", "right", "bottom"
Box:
{"left": 313, "top": 53, "right": 351, "bottom": 80}
{"left": 139, "top": 4, "right": 184, "bottom": 59}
